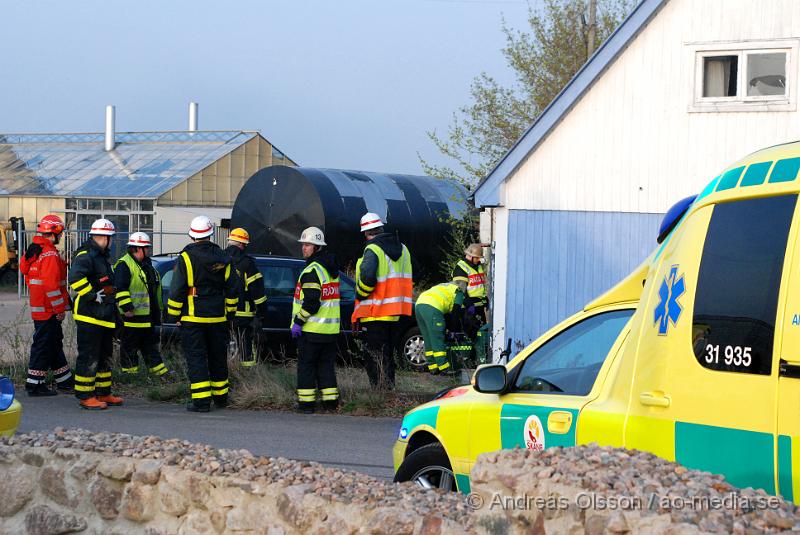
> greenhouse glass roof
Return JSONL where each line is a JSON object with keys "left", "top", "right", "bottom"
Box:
{"left": 0, "top": 131, "right": 257, "bottom": 198}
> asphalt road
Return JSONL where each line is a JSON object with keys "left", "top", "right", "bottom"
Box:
{"left": 17, "top": 395, "right": 402, "bottom": 480}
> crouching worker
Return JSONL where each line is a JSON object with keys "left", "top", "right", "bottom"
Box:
{"left": 414, "top": 279, "right": 467, "bottom": 375}
{"left": 291, "top": 227, "right": 340, "bottom": 414}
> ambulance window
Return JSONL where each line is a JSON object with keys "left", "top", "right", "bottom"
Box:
{"left": 512, "top": 309, "right": 633, "bottom": 395}
{"left": 693, "top": 195, "right": 797, "bottom": 375}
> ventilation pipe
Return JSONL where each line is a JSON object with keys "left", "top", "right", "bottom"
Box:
{"left": 104, "top": 105, "right": 115, "bottom": 151}
{"left": 189, "top": 102, "right": 199, "bottom": 132}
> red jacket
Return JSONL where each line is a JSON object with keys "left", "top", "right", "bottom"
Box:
{"left": 19, "top": 236, "right": 69, "bottom": 320}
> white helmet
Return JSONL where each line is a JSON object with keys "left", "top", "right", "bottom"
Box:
{"left": 127, "top": 232, "right": 151, "bottom": 247}
{"left": 298, "top": 226, "right": 326, "bottom": 246}
{"left": 189, "top": 215, "right": 214, "bottom": 239}
{"left": 360, "top": 212, "right": 384, "bottom": 232}
{"left": 89, "top": 218, "right": 115, "bottom": 236}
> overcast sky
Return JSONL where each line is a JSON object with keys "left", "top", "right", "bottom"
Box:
{"left": 0, "top": 0, "right": 531, "bottom": 175}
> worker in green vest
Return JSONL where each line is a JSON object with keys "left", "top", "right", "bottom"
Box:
{"left": 114, "top": 232, "right": 169, "bottom": 378}
{"left": 415, "top": 279, "right": 467, "bottom": 374}
{"left": 291, "top": 227, "right": 341, "bottom": 414}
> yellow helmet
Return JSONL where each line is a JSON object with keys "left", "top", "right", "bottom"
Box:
{"left": 229, "top": 228, "right": 250, "bottom": 245}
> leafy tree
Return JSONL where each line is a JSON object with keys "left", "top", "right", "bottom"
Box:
{"left": 421, "top": 0, "right": 634, "bottom": 189}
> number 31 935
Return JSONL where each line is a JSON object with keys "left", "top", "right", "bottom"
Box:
{"left": 705, "top": 344, "right": 752, "bottom": 367}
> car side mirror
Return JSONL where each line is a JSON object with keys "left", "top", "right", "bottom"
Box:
{"left": 472, "top": 364, "right": 507, "bottom": 394}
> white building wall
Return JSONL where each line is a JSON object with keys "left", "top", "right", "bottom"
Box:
{"left": 505, "top": 0, "right": 800, "bottom": 214}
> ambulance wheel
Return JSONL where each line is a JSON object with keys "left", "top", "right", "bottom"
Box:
{"left": 400, "top": 327, "right": 427, "bottom": 372}
{"left": 394, "top": 443, "right": 455, "bottom": 491}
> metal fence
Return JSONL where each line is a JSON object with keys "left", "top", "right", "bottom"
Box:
{"left": 15, "top": 227, "right": 231, "bottom": 297}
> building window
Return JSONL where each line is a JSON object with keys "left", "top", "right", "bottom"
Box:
{"left": 691, "top": 41, "right": 797, "bottom": 112}
{"left": 692, "top": 195, "right": 796, "bottom": 375}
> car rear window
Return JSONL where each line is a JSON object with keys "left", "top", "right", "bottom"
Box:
{"left": 693, "top": 195, "right": 797, "bottom": 375}
{"left": 260, "top": 265, "right": 301, "bottom": 298}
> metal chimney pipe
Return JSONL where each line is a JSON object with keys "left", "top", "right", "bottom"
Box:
{"left": 104, "top": 105, "right": 115, "bottom": 151}
{"left": 189, "top": 102, "right": 198, "bottom": 132}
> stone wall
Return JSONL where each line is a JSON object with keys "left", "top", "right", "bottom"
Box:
{"left": 0, "top": 434, "right": 469, "bottom": 535}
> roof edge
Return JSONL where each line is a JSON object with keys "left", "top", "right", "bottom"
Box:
{"left": 473, "top": 0, "right": 668, "bottom": 208}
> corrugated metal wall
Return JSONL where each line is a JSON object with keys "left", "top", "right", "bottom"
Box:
{"left": 504, "top": 209, "right": 662, "bottom": 348}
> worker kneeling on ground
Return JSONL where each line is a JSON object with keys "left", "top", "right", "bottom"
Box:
{"left": 351, "top": 212, "right": 413, "bottom": 390}
{"left": 68, "top": 218, "right": 123, "bottom": 410}
{"left": 225, "top": 228, "right": 267, "bottom": 367}
{"left": 167, "top": 216, "right": 239, "bottom": 413}
{"left": 114, "top": 232, "right": 170, "bottom": 378}
{"left": 415, "top": 279, "right": 468, "bottom": 374}
{"left": 20, "top": 215, "right": 73, "bottom": 396}
{"left": 291, "top": 227, "right": 340, "bottom": 414}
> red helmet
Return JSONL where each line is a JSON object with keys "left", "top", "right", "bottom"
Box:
{"left": 37, "top": 215, "right": 65, "bottom": 235}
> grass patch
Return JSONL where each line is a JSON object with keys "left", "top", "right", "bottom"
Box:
{"left": 0, "top": 312, "right": 464, "bottom": 417}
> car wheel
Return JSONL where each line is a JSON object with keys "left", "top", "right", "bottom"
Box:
{"left": 400, "top": 326, "right": 427, "bottom": 371}
{"left": 394, "top": 443, "right": 455, "bottom": 491}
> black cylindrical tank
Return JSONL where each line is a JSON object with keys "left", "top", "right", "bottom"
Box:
{"left": 230, "top": 166, "right": 468, "bottom": 273}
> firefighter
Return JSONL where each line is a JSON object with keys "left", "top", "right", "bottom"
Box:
{"left": 291, "top": 227, "right": 340, "bottom": 413}
{"left": 114, "top": 232, "right": 170, "bottom": 378}
{"left": 351, "top": 213, "right": 413, "bottom": 390}
{"left": 20, "top": 215, "right": 73, "bottom": 396}
{"left": 415, "top": 279, "right": 467, "bottom": 374}
{"left": 452, "top": 243, "right": 487, "bottom": 323}
{"left": 225, "top": 228, "right": 267, "bottom": 367}
{"left": 166, "top": 215, "right": 239, "bottom": 413}
{"left": 68, "top": 218, "right": 123, "bottom": 410}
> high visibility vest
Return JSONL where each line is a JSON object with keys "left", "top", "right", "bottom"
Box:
{"left": 456, "top": 260, "right": 487, "bottom": 301}
{"left": 114, "top": 254, "right": 153, "bottom": 328}
{"left": 292, "top": 263, "right": 341, "bottom": 335}
{"left": 416, "top": 282, "right": 462, "bottom": 314}
{"left": 352, "top": 243, "right": 413, "bottom": 322}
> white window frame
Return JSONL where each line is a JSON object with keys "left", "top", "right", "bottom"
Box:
{"left": 688, "top": 40, "right": 798, "bottom": 113}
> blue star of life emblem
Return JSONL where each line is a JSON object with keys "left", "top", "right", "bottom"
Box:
{"left": 654, "top": 265, "right": 685, "bottom": 336}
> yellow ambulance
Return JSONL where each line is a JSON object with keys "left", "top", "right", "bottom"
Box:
{"left": 393, "top": 141, "right": 800, "bottom": 502}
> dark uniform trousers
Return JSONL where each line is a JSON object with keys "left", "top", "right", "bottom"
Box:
{"left": 181, "top": 322, "right": 230, "bottom": 407}
{"left": 27, "top": 316, "right": 71, "bottom": 390}
{"left": 120, "top": 327, "right": 167, "bottom": 375}
{"left": 75, "top": 323, "right": 114, "bottom": 399}
{"left": 362, "top": 320, "right": 397, "bottom": 389}
{"left": 297, "top": 336, "right": 338, "bottom": 410}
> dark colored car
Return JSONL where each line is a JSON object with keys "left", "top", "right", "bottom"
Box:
{"left": 151, "top": 254, "right": 425, "bottom": 368}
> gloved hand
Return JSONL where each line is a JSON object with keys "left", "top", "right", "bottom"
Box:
{"left": 291, "top": 323, "right": 302, "bottom": 339}
{"left": 102, "top": 285, "right": 116, "bottom": 296}
{"left": 24, "top": 243, "right": 42, "bottom": 261}
{"left": 466, "top": 305, "right": 476, "bottom": 316}
{"left": 124, "top": 310, "right": 134, "bottom": 318}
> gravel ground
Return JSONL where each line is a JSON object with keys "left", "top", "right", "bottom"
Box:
{"left": 476, "top": 445, "right": 800, "bottom": 533}
{"left": 2, "top": 428, "right": 472, "bottom": 526}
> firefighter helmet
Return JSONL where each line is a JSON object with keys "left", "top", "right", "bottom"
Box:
{"left": 298, "top": 227, "right": 326, "bottom": 246}
{"left": 229, "top": 228, "right": 250, "bottom": 245}
{"left": 127, "top": 232, "right": 151, "bottom": 247}
{"left": 89, "top": 218, "right": 116, "bottom": 236}
{"left": 37, "top": 214, "right": 64, "bottom": 235}
{"left": 360, "top": 212, "right": 384, "bottom": 232}
{"left": 189, "top": 215, "right": 214, "bottom": 239}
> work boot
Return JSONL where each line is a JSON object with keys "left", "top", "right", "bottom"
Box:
{"left": 96, "top": 394, "right": 124, "bottom": 406}
{"left": 186, "top": 401, "right": 211, "bottom": 413}
{"left": 79, "top": 397, "right": 108, "bottom": 410}
{"left": 55, "top": 377, "right": 74, "bottom": 393}
{"left": 321, "top": 400, "right": 339, "bottom": 413}
{"left": 213, "top": 396, "right": 228, "bottom": 409}
{"left": 297, "top": 402, "right": 315, "bottom": 414}
{"left": 26, "top": 384, "right": 57, "bottom": 397}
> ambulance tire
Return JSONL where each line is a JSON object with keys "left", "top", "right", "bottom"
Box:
{"left": 394, "top": 443, "right": 456, "bottom": 491}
